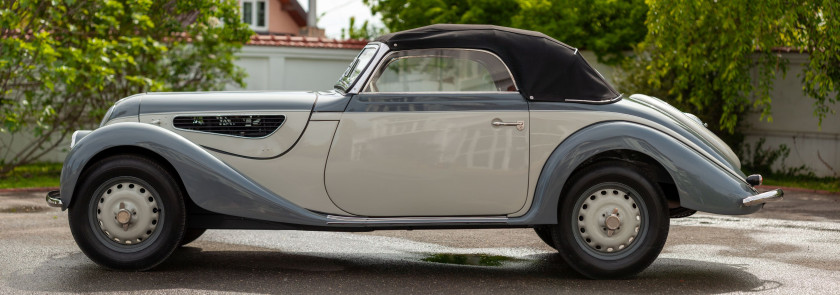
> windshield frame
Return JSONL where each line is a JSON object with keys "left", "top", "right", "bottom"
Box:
{"left": 334, "top": 44, "right": 381, "bottom": 93}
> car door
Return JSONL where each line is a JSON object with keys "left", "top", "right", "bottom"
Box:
{"left": 324, "top": 48, "right": 530, "bottom": 217}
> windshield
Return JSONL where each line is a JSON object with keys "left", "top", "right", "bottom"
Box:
{"left": 335, "top": 44, "right": 379, "bottom": 92}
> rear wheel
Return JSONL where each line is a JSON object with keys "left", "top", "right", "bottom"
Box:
{"left": 69, "top": 155, "right": 185, "bottom": 271}
{"left": 533, "top": 226, "right": 557, "bottom": 250}
{"left": 552, "top": 161, "right": 669, "bottom": 279}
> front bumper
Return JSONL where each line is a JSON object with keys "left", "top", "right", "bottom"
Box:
{"left": 46, "top": 191, "right": 62, "bottom": 207}
{"left": 742, "top": 189, "right": 784, "bottom": 207}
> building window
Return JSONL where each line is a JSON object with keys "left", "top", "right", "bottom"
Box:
{"left": 241, "top": 0, "right": 268, "bottom": 31}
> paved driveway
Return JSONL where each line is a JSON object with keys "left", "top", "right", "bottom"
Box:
{"left": 1, "top": 188, "right": 838, "bottom": 294}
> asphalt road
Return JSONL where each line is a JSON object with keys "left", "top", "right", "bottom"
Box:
{"left": 1, "top": 188, "right": 839, "bottom": 294}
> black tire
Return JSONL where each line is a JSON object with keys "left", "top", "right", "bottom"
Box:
{"left": 552, "top": 161, "right": 669, "bottom": 279}
{"left": 180, "top": 228, "right": 207, "bottom": 246}
{"left": 669, "top": 207, "right": 697, "bottom": 218}
{"left": 534, "top": 226, "right": 558, "bottom": 250}
{"left": 69, "top": 154, "right": 186, "bottom": 271}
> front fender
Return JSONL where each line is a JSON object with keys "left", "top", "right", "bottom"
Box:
{"left": 510, "top": 121, "right": 759, "bottom": 225}
{"left": 60, "top": 122, "right": 331, "bottom": 226}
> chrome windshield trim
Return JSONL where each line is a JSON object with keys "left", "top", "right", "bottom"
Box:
{"left": 347, "top": 42, "right": 390, "bottom": 94}
{"left": 360, "top": 48, "right": 520, "bottom": 94}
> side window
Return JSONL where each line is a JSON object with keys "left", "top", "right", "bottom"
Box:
{"left": 364, "top": 49, "right": 516, "bottom": 93}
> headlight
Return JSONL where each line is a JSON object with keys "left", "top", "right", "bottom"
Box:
{"left": 70, "top": 130, "right": 92, "bottom": 149}
{"left": 100, "top": 106, "right": 115, "bottom": 127}
{"left": 100, "top": 93, "right": 143, "bottom": 127}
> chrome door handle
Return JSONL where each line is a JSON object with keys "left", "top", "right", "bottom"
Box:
{"left": 491, "top": 119, "right": 525, "bottom": 131}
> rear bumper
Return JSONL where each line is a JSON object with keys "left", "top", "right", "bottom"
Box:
{"left": 742, "top": 189, "right": 784, "bottom": 207}
{"left": 45, "top": 191, "right": 62, "bottom": 207}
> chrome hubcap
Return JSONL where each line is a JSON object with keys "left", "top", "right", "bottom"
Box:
{"left": 96, "top": 182, "right": 159, "bottom": 245}
{"left": 577, "top": 187, "right": 641, "bottom": 253}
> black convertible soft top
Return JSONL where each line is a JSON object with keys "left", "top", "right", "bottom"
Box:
{"left": 375, "top": 24, "right": 620, "bottom": 103}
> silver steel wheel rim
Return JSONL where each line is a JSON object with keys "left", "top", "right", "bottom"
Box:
{"left": 89, "top": 177, "right": 163, "bottom": 251}
{"left": 572, "top": 182, "right": 648, "bottom": 260}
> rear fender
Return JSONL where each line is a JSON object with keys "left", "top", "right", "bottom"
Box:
{"left": 510, "top": 121, "right": 759, "bottom": 225}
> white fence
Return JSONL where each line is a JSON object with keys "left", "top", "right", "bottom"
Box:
{"left": 740, "top": 53, "right": 840, "bottom": 177}
{"left": 230, "top": 45, "right": 359, "bottom": 91}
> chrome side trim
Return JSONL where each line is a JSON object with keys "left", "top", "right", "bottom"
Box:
{"left": 326, "top": 215, "right": 508, "bottom": 225}
{"left": 46, "top": 191, "right": 62, "bottom": 207}
{"left": 564, "top": 93, "right": 624, "bottom": 105}
{"left": 742, "top": 189, "right": 784, "bottom": 206}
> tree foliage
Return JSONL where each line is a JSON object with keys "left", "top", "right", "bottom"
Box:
{"left": 0, "top": 0, "right": 253, "bottom": 175}
{"left": 341, "top": 16, "right": 386, "bottom": 40}
{"left": 363, "top": 0, "right": 647, "bottom": 64}
{"left": 637, "top": 0, "right": 840, "bottom": 133}
{"left": 514, "top": 0, "right": 648, "bottom": 64}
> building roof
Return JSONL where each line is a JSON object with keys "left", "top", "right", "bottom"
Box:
{"left": 248, "top": 34, "right": 368, "bottom": 49}
{"left": 280, "top": 0, "right": 308, "bottom": 27}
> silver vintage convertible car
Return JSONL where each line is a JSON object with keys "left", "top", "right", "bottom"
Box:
{"left": 47, "top": 24, "right": 782, "bottom": 279}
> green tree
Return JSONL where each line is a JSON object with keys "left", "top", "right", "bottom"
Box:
{"left": 0, "top": 0, "right": 253, "bottom": 175}
{"left": 341, "top": 16, "right": 386, "bottom": 40}
{"left": 636, "top": 0, "right": 839, "bottom": 133}
{"left": 365, "top": 0, "right": 520, "bottom": 32}
{"left": 363, "top": 0, "right": 647, "bottom": 64}
{"left": 514, "top": 0, "right": 648, "bottom": 64}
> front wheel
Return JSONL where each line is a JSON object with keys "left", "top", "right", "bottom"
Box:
{"left": 552, "top": 161, "right": 669, "bottom": 279}
{"left": 180, "top": 228, "right": 207, "bottom": 246}
{"left": 69, "top": 155, "right": 186, "bottom": 271}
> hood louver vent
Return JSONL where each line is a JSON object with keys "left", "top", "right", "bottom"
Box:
{"left": 173, "top": 115, "right": 285, "bottom": 138}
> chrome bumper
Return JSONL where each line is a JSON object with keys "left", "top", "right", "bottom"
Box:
{"left": 742, "top": 189, "right": 784, "bottom": 206}
{"left": 45, "top": 190, "right": 62, "bottom": 207}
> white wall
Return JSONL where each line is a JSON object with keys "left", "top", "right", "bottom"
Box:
{"left": 741, "top": 53, "right": 840, "bottom": 177}
{"left": 230, "top": 45, "right": 358, "bottom": 91}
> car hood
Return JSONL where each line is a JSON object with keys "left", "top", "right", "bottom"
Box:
{"left": 138, "top": 91, "right": 317, "bottom": 114}
{"left": 101, "top": 91, "right": 318, "bottom": 126}
{"left": 623, "top": 94, "right": 743, "bottom": 177}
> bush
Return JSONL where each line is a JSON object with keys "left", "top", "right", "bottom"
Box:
{"left": 0, "top": 0, "right": 253, "bottom": 176}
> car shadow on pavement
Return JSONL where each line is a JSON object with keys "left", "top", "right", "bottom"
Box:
{"left": 7, "top": 245, "right": 781, "bottom": 293}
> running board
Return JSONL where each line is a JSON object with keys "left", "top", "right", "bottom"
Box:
{"left": 326, "top": 215, "right": 509, "bottom": 225}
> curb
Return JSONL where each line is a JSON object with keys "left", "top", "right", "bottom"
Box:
{"left": 0, "top": 187, "right": 59, "bottom": 193}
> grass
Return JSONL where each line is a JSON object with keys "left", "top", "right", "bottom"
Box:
{"left": 0, "top": 163, "right": 62, "bottom": 189}
{"left": 0, "top": 163, "right": 838, "bottom": 193}
{"left": 762, "top": 173, "right": 840, "bottom": 193}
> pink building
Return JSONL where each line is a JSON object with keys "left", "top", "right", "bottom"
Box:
{"left": 239, "top": 0, "right": 325, "bottom": 37}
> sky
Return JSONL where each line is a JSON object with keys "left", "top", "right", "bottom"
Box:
{"left": 299, "top": 0, "right": 386, "bottom": 39}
